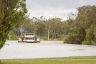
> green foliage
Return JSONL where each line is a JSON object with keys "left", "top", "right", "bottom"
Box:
{"left": 82, "top": 26, "right": 95, "bottom": 45}
{"left": 76, "top": 5, "right": 96, "bottom": 29}
{"left": 0, "top": 0, "right": 27, "bottom": 48}
{"left": 13, "top": 5, "right": 96, "bottom": 45}
{"left": 64, "top": 27, "right": 86, "bottom": 44}
{"left": 82, "top": 40, "right": 92, "bottom": 45}
{"left": 64, "top": 5, "right": 96, "bottom": 45}
{"left": 9, "top": 31, "right": 19, "bottom": 40}
{"left": 20, "top": 17, "right": 63, "bottom": 40}
{"left": 0, "top": 32, "right": 8, "bottom": 49}
{"left": 40, "top": 35, "right": 48, "bottom": 40}
{"left": 85, "top": 28, "right": 94, "bottom": 41}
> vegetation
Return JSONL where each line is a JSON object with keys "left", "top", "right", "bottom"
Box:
{"left": 8, "top": 31, "right": 19, "bottom": 40}
{"left": 0, "top": 0, "right": 27, "bottom": 49}
{"left": 1, "top": 56, "right": 96, "bottom": 64}
{"left": 13, "top": 5, "right": 96, "bottom": 45}
{"left": 0, "top": 1, "right": 96, "bottom": 50}
{"left": 75, "top": 5, "right": 96, "bottom": 45}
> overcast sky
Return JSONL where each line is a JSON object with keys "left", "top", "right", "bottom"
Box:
{"left": 26, "top": 0, "right": 96, "bottom": 20}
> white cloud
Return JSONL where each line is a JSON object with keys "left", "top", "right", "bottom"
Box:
{"left": 28, "top": 9, "right": 77, "bottom": 20}
{"left": 26, "top": 0, "right": 96, "bottom": 20}
{"left": 78, "top": 0, "right": 96, "bottom": 7}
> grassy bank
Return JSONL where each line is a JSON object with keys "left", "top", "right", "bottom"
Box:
{"left": 1, "top": 56, "right": 96, "bottom": 64}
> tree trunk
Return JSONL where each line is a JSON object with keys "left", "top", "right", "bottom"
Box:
{"left": 48, "top": 25, "right": 50, "bottom": 40}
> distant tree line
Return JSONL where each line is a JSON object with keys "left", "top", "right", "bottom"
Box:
{"left": 12, "top": 5, "right": 96, "bottom": 45}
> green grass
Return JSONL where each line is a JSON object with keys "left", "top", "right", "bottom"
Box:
{"left": 1, "top": 56, "right": 96, "bottom": 64}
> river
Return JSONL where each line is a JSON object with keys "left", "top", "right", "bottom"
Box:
{"left": 0, "top": 40, "right": 96, "bottom": 59}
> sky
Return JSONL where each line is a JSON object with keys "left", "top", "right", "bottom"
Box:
{"left": 26, "top": 0, "right": 96, "bottom": 20}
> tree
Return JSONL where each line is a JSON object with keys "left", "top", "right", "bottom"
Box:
{"left": 0, "top": 0, "right": 27, "bottom": 49}
{"left": 64, "top": 5, "right": 96, "bottom": 45}
{"left": 76, "top": 5, "right": 96, "bottom": 45}
{"left": 64, "top": 26, "right": 86, "bottom": 44}
{"left": 82, "top": 26, "right": 95, "bottom": 45}
{"left": 47, "top": 18, "right": 63, "bottom": 40}
{"left": 76, "top": 5, "right": 96, "bottom": 29}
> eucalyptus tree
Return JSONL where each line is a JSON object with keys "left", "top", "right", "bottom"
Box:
{"left": 0, "top": 0, "right": 27, "bottom": 49}
{"left": 76, "top": 5, "right": 96, "bottom": 44}
{"left": 64, "top": 5, "right": 96, "bottom": 45}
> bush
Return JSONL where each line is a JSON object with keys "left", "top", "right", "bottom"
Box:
{"left": 82, "top": 40, "right": 92, "bottom": 45}
{"left": 9, "top": 34, "right": 19, "bottom": 40}
{"left": 64, "top": 27, "right": 86, "bottom": 44}
{"left": 82, "top": 26, "right": 95, "bottom": 45}
{"left": 64, "top": 33, "right": 79, "bottom": 44}
{"left": 85, "top": 27, "right": 94, "bottom": 39}
{"left": 56, "top": 35, "right": 65, "bottom": 40}
{"left": 8, "top": 31, "right": 19, "bottom": 40}
{"left": 40, "top": 35, "right": 48, "bottom": 40}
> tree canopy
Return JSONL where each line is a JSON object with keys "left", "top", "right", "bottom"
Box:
{"left": 0, "top": 0, "right": 27, "bottom": 49}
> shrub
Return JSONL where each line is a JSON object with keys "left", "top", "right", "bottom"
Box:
{"left": 8, "top": 31, "right": 19, "bottom": 40}
{"left": 82, "top": 40, "right": 92, "bottom": 45}
{"left": 64, "top": 27, "right": 86, "bottom": 44}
